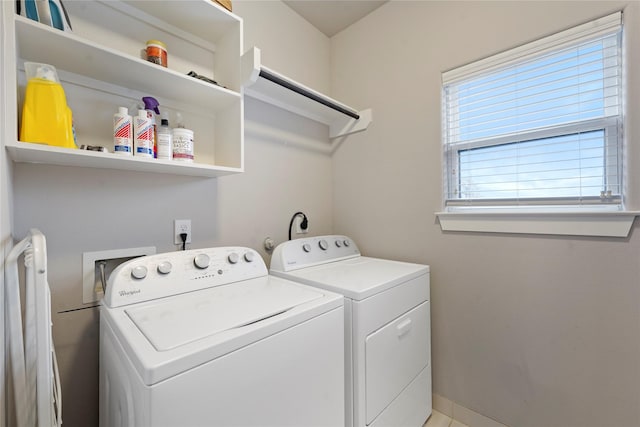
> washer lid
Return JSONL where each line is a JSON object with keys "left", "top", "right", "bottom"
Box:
{"left": 103, "top": 276, "right": 343, "bottom": 385}
{"left": 125, "top": 277, "right": 324, "bottom": 351}
{"left": 276, "top": 257, "right": 428, "bottom": 300}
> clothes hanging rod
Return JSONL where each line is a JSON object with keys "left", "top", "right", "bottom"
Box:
{"left": 259, "top": 68, "right": 360, "bottom": 120}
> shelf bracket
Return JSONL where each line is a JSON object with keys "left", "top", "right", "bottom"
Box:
{"left": 329, "top": 108, "right": 372, "bottom": 139}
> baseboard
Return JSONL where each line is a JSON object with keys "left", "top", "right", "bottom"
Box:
{"left": 431, "top": 394, "right": 509, "bottom": 427}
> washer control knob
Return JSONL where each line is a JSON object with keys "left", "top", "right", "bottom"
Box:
{"left": 302, "top": 243, "right": 312, "bottom": 253}
{"left": 194, "top": 254, "right": 210, "bottom": 269}
{"left": 343, "top": 240, "right": 350, "bottom": 247}
{"left": 335, "top": 240, "right": 342, "bottom": 248}
{"left": 319, "top": 239, "right": 329, "bottom": 250}
{"left": 228, "top": 252, "right": 240, "bottom": 264}
{"left": 157, "top": 261, "right": 172, "bottom": 275}
{"left": 131, "top": 265, "right": 148, "bottom": 280}
{"left": 244, "top": 251, "right": 255, "bottom": 262}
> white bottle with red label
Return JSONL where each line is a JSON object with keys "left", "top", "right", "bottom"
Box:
{"left": 134, "top": 109, "right": 154, "bottom": 158}
{"left": 113, "top": 107, "right": 133, "bottom": 155}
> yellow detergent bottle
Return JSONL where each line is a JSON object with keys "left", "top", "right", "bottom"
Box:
{"left": 20, "top": 62, "right": 76, "bottom": 149}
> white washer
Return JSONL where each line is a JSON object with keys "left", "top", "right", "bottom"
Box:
{"left": 100, "top": 246, "right": 344, "bottom": 427}
{"left": 271, "top": 235, "right": 431, "bottom": 427}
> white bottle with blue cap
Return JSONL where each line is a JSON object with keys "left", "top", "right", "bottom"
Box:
{"left": 113, "top": 107, "right": 133, "bottom": 156}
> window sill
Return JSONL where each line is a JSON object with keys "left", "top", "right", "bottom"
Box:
{"left": 435, "top": 211, "right": 639, "bottom": 237}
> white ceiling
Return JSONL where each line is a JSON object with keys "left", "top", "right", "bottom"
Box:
{"left": 283, "top": 1, "right": 387, "bottom": 37}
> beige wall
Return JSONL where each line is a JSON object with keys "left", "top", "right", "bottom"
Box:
{"left": 10, "top": 2, "right": 332, "bottom": 425}
{"left": 331, "top": 1, "right": 640, "bottom": 426}
{"left": 9, "top": 2, "right": 640, "bottom": 426}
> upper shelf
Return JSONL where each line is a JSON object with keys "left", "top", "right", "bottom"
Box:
{"left": 116, "top": 0, "right": 239, "bottom": 46}
{"left": 242, "top": 47, "right": 372, "bottom": 139}
{"left": 15, "top": 16, "right": 241, "bottom": 111}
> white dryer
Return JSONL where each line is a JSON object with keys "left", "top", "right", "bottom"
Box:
{"left": 271, "top": 235, "right": 431, "bottom": 427}
{"left": 100, "top": 246, "right": 344, "bottom": 427}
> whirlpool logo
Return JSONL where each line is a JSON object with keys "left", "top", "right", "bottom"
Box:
{"left": 119, "top": 289, "right": 141, "bottom": 297}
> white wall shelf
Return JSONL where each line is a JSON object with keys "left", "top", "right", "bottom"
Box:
{"left": 5, "top": 0, "right": 244, "bottom": 177}
{"left": 15, "top": 16, "right": 241, "bottom": 112}
{"left": 117, "top": 0, "right": 238, "bottom": 48}
{"left": 6, "top": 141, "right": 241, "bottom": 178}
{"left": 242, "top": 47, "right": 372, "bottom": 139}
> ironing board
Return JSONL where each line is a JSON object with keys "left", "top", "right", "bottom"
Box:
{"left": 5, "top": 229, "right": 62, "bottom": 427}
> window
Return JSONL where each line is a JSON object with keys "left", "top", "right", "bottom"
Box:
{"left": 442, "top": 12, "right": 623, "bottom": 212}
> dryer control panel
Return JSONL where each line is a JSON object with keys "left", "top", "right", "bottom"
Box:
{"left": 270, "top": 235, "right": 360, "bottom": 272}
{"left": 104, "top": 247, "right": 266, "bottom": 308}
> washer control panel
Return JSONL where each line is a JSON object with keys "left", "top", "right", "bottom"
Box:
{"left": 104, "top": 247, "right": 265, "bottom": 308}
{"left": 270, "top": 235, "right": 360, "bottom": 272}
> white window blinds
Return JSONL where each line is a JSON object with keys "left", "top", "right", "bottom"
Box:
{"left": 442, "top": 12, "right": 623, "bottom": 210}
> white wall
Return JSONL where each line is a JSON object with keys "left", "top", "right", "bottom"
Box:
{"left": 331, "top": 1, "right": 640, "bottom": 426}
{"left": 236, "top": 0, "right": 330, "bottom": 93}
{"left": 10, "top": 2, "right": 332, "bottom": 425}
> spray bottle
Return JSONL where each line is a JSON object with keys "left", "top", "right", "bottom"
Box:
{"left": 172, "top": 112, "right": 194, "bottom": 163}
{"left": 157, "top": 111, "right": 173, "bottom": 160}
{"left": 142, "top": 96, "right": 160, "bottom": 157}
{"left": 113, "top": 106, "right": 133, "bottom": 155}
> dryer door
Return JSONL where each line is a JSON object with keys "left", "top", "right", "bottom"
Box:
{"left": 365, "top": 301, "right": 430, "bottom": 425}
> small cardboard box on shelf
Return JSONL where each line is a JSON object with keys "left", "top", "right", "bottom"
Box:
{"left": 214, "top": 0, "right": 232, "bottom": 11}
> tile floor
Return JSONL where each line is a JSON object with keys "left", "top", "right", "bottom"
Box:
{"left": 425, "top": 394, "right": 510, "bottom": 427}
{"left": 424, "top": 410, "right": 467, "bottom": 427}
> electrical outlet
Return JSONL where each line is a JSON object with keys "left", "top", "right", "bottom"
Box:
{"left": 295, "top": 216, "right": 308, "bottom": 234}
{"left": 174, "top": 219, "right": 192, "bottom": 244}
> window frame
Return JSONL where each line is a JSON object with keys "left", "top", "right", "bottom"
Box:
{"left": 436, "top": 11, "right": 639, "bottom": 237}
{"left": 444, "top": 116, "right": 622, "bottom": 207}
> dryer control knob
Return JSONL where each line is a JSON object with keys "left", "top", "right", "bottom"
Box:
{"left": 244, "top": 251, "right": 255, "bottom": 262}
{"left": 319, "top": 239, "right": 328, "bottom": 250}
{"left": 335, "top": 240, "right": 342, "bottom": 248}
{"left": 157, "top": 261, "right": 172, "bottom": 275}
{"left": 302, "top": 243, "right": 312, "bottom": 253}
{"left": 228, "top": 252, "right": 240, "bottom": 264}
{"left": 343, "top": 240, "right": 350, "bottom": 247}
{"left": 131, "top": 265, "right": 148, "bottom": 280}
{"left": 194, "top": 254, "right": 210, "bottom": 269}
